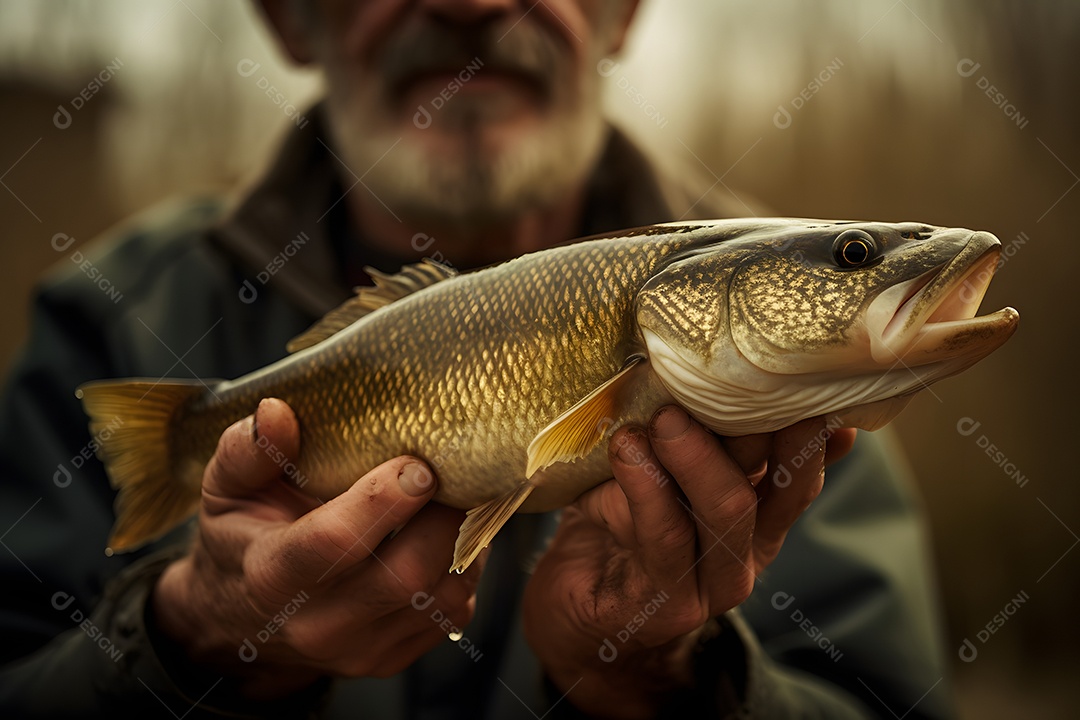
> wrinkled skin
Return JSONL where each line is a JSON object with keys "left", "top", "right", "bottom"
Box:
{"left": 154, "top": 399, "right": 490, "bottom": 698}
{"left": 523, "top": 408, "right": 855, "bottom": 716}
{"left": 154, "top": 397, "right": 854, "bottom": 714}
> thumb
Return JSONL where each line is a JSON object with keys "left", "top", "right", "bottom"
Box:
{"left": 257, "top": 457, "right": 440, "bottom": 587}
{"left": 203, "top": 397, "right": 301, "bottom": 498}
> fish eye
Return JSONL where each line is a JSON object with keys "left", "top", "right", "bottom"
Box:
{"left": 833, "top": 229, "right": 877, "bottom": 269}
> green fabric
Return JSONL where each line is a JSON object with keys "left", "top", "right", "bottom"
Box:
{"left": 0, "top": 107, "right": 953, "bottom": 718}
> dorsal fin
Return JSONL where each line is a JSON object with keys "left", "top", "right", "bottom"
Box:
{"left": 286, "top": 259, "right": 457, "bottom": 352}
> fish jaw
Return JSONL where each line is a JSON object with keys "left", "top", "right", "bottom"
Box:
{"left": 642, "top": 328, "right": 915, "bottom": 435}
{"left": 865, "top": 231, "right": 1019, "bottom": 371}
{"left": 639, "top": 223, "right": 1020, "bottom": 436}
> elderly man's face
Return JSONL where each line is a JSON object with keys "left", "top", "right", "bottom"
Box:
{"left": 285, "top": 0, "right": 636, "bottom": 228}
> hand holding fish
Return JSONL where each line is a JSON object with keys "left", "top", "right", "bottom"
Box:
{"left": 76, "top": 219, "right": 1014, "bottom": 704}
{"left": 522, "top": 407, "right": 853, "bottom": 717}
{"left": 150, "top": 398, "right": 486, "bottom": 699}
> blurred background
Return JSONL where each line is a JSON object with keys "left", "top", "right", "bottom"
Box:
{"left": 0, "top": 1, "right": 1075, "bottom": 716}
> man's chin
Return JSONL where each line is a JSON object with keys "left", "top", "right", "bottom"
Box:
{"left": 405, "top": 114, "right": 534, "bottom": 163}
{"left": 354, "top": 111, "right": 607, "bottom": 230}
{"left": 404, "top": 79, "right": 545, "bottom": 130}
{"left": 375, "top": 153, "right": 551, "bottom": 231}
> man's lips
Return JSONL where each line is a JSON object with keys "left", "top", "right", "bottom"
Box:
{"left": 395, "top": 67, "right": 546, "bottom": 103}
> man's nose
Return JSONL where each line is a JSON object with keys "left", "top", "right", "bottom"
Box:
{"left": 420, "top": 0, "right": 515, "bottom": 26}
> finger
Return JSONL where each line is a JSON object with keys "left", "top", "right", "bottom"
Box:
{"left": 368, "top": 503, "right": 485, "bottom": 604}
{"left": 367, "top": 626, "right": 455, "bottom": 678}
{"left": 363, "top": 624, "right": 460, "bottom": 678}
{"left": 754, "top": 417, "right": 826, "bottom": 559}
{"left": 649, "top": 407, "right": 760, "bottom": 605}
{"left": 648, "top": 407, "right": 758, "bottom": 536}
{"left": 334, "top": 619, "right": 461, "bottom": 679}
{"left": 720, "top": 433, "right": 773, "bottom": 486}
{"left": 299, "top": 570, "right": 479, "bottom": 670}
{"left": 294, "top": 610, "right": 448, "bottom": 677}
{"left": 253, "top": 457, "right": 438, "bottom": 591}
{"left": 606, "top": 426, "right": 697, "bottom": 580}
{"left": 825, "top": 427, "right": 858, "bottom": 466}
{"left": 202, "top": 397, "right": 301, "bottom": 499}
{"left": 573, "top": 478, "right": 635, "bottom": 549}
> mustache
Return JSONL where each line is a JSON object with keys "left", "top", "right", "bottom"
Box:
{"left": 378, "top": 17, "right": 564, "bottom": 94}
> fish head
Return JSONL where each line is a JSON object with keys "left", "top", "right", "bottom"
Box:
{"left": 636, "top": 219, "right": 1019, "bottom": 434}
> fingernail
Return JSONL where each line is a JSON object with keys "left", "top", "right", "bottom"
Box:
{"left": 399, "top": 462, "right": 435, "bottom": 497}
{"left": 614, "top": 428, "right": 645, "bottom": 466}
{"left": 652, "top": 406, "right": 691, "bottom": 440}
{"left": 746, "top": 463, "right": 768, "bottom": 487}
{"left": 252, "top": 398, "right": 268, "bottom": 439}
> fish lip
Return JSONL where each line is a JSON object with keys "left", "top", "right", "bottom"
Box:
{"left": 866, "top": 231, "right": 1018, "bottom": 365}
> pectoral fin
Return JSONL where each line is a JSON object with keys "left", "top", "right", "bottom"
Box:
{"left": 287, "top": 259, "right": 457, "bottom": 352}
{"left": 525, "top": 357, "right": 644, "bottom": 478}
{"left": 451, "top": 482, "right": 535, "bottom": 574}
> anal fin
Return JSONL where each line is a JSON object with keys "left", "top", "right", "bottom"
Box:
{"left": 451, "top": 483, "right": 535, "bottom": 574}
{"left": 525, "top": 357, "right": 644, "bottom": 478}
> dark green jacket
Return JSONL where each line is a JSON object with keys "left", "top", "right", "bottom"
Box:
{"left": 0, "top": 108, "right": 953, "bottom": 718}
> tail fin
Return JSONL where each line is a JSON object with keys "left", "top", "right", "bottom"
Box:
{"left": 76, "top": 379, "right": 210, "bottom": 552}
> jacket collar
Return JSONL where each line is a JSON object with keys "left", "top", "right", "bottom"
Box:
{"left": 210, "top": 106, "right": 349, "bottom": 317}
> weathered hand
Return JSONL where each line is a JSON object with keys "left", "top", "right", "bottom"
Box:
{"left": 151, "top": 398, "right": 486, "bottom": 699}
{"left": 522, "top": 406, "right": 855, "bottom": 718}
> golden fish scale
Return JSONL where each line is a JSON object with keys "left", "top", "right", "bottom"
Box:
{"left": 180, "top": 236, "right": 688, "bottom": 509}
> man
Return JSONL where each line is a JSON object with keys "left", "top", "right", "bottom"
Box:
{"left": 0, "top": 1, "right": 952, "bottom": 717}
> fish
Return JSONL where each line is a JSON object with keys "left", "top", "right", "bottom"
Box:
{"left": 77, "top": 218, "right": 1019, "bottom": 573}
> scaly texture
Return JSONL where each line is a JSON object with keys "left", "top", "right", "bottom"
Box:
{"left": 175, "top": 233, "right": 691, "bottom": 510}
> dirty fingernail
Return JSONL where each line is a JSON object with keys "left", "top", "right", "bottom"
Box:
{"left": 399, "top": 462, "right": 435, "bottom": 497}
{"left": 652, "top": 406, "right": 691, "bottom": 440}
{"left": 614, "top": 428, "right": 645, "bottom": 466}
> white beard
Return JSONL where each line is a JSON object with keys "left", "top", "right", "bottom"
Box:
{"left": 325, "top": 84, "right": 609, "bottom": 229}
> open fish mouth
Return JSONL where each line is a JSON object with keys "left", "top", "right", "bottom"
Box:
{"left": 867, "top": 231, "right": 1019, "bottom": 366}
